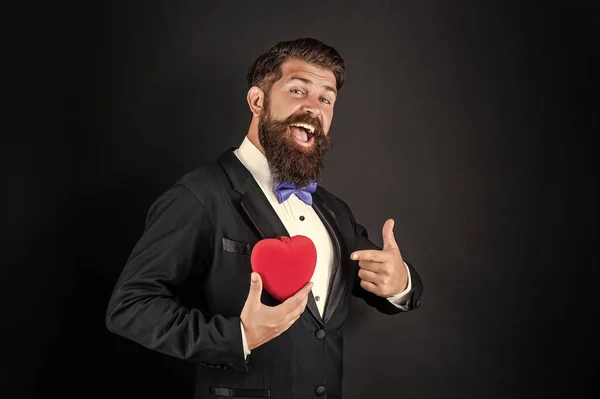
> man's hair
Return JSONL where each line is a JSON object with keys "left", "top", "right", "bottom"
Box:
{"left": 246, "top": 37, "right": 346, "bottom": 93}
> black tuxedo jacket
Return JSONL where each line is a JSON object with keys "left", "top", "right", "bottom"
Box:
{"left": 105, "top": 148, "right": 423, "bottom": 399}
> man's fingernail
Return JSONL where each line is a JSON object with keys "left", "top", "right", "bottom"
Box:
{"left": 351, "top": 254, "right": 358, "bottom": 260}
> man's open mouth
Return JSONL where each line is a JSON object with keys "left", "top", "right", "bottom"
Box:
{"left": 289, "top": 123, "right": 316, "bottom": 144}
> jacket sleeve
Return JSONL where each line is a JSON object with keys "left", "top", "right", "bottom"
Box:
{"left": 105, "top": 184, "right": 247, "bottom": 371}
{"left": 342, "top": 203, "right": 424, "bottom": 315}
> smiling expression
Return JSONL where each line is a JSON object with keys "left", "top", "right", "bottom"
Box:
{"left": 265, "top": 58, "right": 337, "bottom": 149}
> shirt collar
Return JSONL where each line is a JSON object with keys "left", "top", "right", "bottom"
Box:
{"left": 234, "top": 136, "right": 274, "bottom": 190}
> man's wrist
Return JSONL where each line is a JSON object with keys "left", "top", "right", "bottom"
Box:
{"left": 240, "top": 321, "right": 251, "bottom": 358}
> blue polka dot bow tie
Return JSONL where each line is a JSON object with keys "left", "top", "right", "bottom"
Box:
{"left": 274, "top": 180, "right": 318, "bottom": 206}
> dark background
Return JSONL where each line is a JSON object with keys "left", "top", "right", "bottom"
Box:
{"left": 5, "top": 1, "right": 597, "bottom": 398}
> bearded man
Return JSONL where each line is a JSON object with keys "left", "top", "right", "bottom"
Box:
{"left": 106, "top": 37, "right": 423, "bottom": 399}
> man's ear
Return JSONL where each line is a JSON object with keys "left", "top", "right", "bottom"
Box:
{"left": 247, "top": 86, "right": 265, "bottom": 117}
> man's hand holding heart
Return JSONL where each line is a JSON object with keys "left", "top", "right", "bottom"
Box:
{"left": 351, "top": 219, "right": 408, "bottom": 298}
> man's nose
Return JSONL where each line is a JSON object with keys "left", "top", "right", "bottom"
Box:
{"left": 300, "top": 95, "right": 321, "bottom": 116}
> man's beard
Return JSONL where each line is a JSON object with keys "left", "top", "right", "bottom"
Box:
{"left": 258, "top": 97, "right": 332, "bottom": 188}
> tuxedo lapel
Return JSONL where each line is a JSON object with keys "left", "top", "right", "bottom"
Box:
{"left": 240, "top": 184, "right": 289, "bottom": 240}
{"left": 312, "top": 190, "right": 349, "bottom": 324}
{"left": 218, "top": 149, "right": 323, "bottom": 324}
{"left": 217, "top": 148, "right": 288, "bottom": 239}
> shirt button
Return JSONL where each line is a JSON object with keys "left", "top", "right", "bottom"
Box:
{"left": 299, "top": 215, "right": 305, "bottom": 221}
{"left": 315, "top": 385, "right": 326, "bottom": 396}
{"left": 315, "top": 295, "right": 320, "bottom": 301}
{"left": 315, "top": 329, "right": 326, "bottom": 339}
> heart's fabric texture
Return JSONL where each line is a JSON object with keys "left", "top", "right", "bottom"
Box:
{"left": 250, "top": 235, "right": 317, "bottom": 302}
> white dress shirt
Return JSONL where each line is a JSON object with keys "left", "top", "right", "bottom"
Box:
{"left": 233, "top": 136, "right": 412, "bottom": 357}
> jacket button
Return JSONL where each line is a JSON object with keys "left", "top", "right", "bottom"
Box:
{"left": 315, "top": 329, "right": 326, "bottom": 339}
{"left": 315, "top": 385, "right": 325, "bottom": 396}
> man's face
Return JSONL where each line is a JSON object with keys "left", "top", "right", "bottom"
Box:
{"left": 258, "top": 59, "right": 337, "bottom": 187}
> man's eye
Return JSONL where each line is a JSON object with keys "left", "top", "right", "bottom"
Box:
{"left": 320, "top": 98, "right": 331, "bottom": 105}
{"left": 291, "top": 89, "right": 304, "bottom": 95}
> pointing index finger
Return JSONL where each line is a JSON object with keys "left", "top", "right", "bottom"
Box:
{"left": 350, "top": 250, "right": 387, "bottom": 262}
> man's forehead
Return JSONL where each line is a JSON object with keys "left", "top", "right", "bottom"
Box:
{"left": 279, "top": 59, "right": 336, "bottom": 89}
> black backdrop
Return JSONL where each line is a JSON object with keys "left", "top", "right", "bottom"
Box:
{"left": 5, "top": 1, "right": 597, "bottom": 398}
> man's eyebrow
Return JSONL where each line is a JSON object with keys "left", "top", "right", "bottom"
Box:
{"left": 287, "top": 76, "right": 337, "bottom": 96}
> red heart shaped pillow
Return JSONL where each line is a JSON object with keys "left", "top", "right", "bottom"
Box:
{"left": 250, "top": 235, "right": 317, "bottom": 302}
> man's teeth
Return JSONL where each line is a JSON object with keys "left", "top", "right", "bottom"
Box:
{"left": 290, "top": 123, "right": 315, "bottom": 134}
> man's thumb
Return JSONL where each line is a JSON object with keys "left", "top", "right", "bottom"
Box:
{"left": 249, "top": 272, "right": 262, "bottom": 296}
{"left": 382, "top": 218, "right": 399, "bottom": 250}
